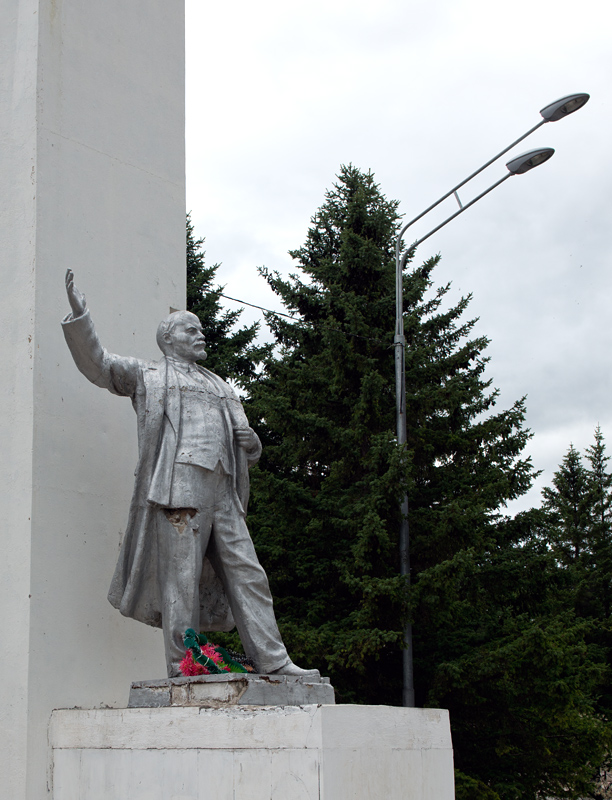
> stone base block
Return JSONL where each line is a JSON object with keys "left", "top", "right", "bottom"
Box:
{"left": 128, "top": 672, "right": 334, "bottom": 707}
{"left": 50, "top": 704, "right": 455, "bottom": 799}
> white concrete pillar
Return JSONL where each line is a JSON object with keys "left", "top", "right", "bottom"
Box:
{"left": 0, "top": 2, "right": 186, "bottom": 797}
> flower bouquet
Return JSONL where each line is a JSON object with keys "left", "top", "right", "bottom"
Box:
{"left": 180, "top": 628, "right": 256, "bottom": 676}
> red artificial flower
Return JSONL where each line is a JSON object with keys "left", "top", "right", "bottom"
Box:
{"left": 201, "top": 643, "right": 223, "bottom": 664}
{"left": 179, "top": 651, "right": 208, "bottom": 676}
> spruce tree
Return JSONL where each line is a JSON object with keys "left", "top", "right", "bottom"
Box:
{"left": 540, "top": 434, "right": 612, "bottom": 621}
{"left": 186, "top": 213, "right": 268, "bottom": 385}
{"left": 244, "top": 165, "right": 535, "bottom": 705}
{"left": 531, "top": 431, "right": 612, "bottom": 796}
{"left": 542, "top": 443, "right": 592, "bottom": 565}
{"left": 246, "top": 166, "right": 407, "bottom": 704}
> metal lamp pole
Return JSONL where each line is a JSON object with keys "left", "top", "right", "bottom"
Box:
{"left": 395, "top": 93, "right": 590, "bottom": 708}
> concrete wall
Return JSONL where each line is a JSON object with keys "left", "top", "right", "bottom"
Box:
{"left": 0, "top": 3, "right": 38, "bottom": 796}
{"left": 0, "top": 1, "right": 186, "bottom": 797}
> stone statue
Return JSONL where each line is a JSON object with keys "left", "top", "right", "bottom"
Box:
{"left": 62, "top": 270, "right": 318, "bottom": 679}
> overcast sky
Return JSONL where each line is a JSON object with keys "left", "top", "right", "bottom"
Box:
{"left": 185, "top": 0, "right": 612, "bottom": 513}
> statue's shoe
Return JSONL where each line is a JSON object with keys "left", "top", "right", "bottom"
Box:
{"left": 269, "top": 661, "right": 320, "bottom": 679}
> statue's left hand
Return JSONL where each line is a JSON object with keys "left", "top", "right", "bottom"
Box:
{"left": 234, "top": 427, "right": 257, "bottom": 450}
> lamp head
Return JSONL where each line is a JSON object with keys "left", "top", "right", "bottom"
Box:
{"left": 506, "top": 147, "right": 555, "bottom": 175}
{"left": 540, "top": 93, "right": 590, "bottom": 122}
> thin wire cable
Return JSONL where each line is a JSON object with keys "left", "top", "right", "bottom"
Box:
{"left": 219, "top": 293, "right": 390, "bottom": 347}
{"left": 220, "top": 293, "right": 298, "bottom": 321}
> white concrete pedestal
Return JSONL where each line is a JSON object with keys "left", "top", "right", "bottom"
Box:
{"left": 50, "top": 705, "right": 455, "bottom": 800}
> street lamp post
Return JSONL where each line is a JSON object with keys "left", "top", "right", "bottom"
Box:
{"left": 395, "top": 93, "right": 589, "bottom": 708}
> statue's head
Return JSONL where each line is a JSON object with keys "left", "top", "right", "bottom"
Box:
{"left": 156, "top": 310, "right": 207, "bottom": 362}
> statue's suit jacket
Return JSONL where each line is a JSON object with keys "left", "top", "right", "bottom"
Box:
{"left": 62, "top": 310, "right": 262, "bottom": 632}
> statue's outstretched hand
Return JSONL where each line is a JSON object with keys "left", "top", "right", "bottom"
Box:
{"left": 65, "top": 269, "right": 87, "bottom": 318}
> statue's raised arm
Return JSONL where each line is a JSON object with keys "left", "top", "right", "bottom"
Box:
{"left": 62, "top": 271, "right": 139, "bottom": 397}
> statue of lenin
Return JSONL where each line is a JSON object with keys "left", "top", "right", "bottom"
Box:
{"left": 62, "top": 270, "right": 318, "bottom": 680}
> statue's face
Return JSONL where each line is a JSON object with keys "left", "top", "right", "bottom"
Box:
{"left": 165, "top": 313, "right": 207, "bottom": 362}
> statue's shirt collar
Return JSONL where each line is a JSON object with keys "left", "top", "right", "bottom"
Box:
{"left": 166, "top": 356, "right": 201, "bottom": 374}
